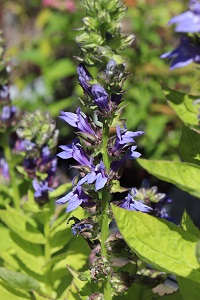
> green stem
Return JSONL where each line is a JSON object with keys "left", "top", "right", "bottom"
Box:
{"left": 3, "top": 133, "right": 20, "bottom": 210}
{"left": 101, "top": 120, "right": 112, "bottom": 300}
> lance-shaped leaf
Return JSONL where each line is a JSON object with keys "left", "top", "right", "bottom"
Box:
{"left": 138, "top": 158, "right": 200, "bottom": 198}
{"left": 162, "top": 86, "right": 199, "bottom": 126}
{"left": 112, "top": 205, "right": 200, "bottom": 283}
{"left": 179, "top": 126, "right": 200, "bottom": 166}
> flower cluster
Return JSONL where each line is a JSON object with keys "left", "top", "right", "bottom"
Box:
{"left": 161, "top": 0, "right": 200, "bottom": 69}
{"left": 16, "top": 110, "right": 59, "bottom": 205}
{"left": 56, "top": 62, "right": 145, "bottom": 212}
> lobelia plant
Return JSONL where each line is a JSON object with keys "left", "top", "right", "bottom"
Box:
{"left": 54, "top": 0, "right": 193, "bottom": 299}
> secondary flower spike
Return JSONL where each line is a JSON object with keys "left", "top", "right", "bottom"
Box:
{"left": 169, "top": 0, "right": 200, "bottom": 33}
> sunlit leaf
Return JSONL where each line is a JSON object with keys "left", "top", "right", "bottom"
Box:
{"left": 0, "top": 208, "right": 45, "bottom": 244}
{"left": 138, "top": 159, "right": 200, "bottom": 198}
{"left": 112, "top": 205, "right": 200, "bottom": 283}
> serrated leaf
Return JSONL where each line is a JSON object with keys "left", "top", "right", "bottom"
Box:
{"left": 179, "top": 126, "right": 200, "bottom": 165}
{"left": 181, "top": 211, "right": 200, "bottom": 239}
{"left": 0, "top": 209, "right": 45, "bottom": 244}
{"left": 138, "top": 159, "right": 200, "bottom": 198}
{"left": 0, "top": 267, "right": 41, "bottom": 292}
{"left": 177, "top": 276, "right": 200, "bottom": 300}
{"left": 163, "top": 86, "right": 199, "bottom": 126}
{"left": 112, "top": 205, "right": 200, "bottom": 283}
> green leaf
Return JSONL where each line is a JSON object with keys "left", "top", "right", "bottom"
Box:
{"left": 110, "top": 180, "right": 129, "bottom": 193}
{"left": 0, "top": 281, "right": 31, "bottom": 299}
{"left": 67, "top": 267, "right": 95, "bottom": 297}
{"left": 177, "top": 276, "right": 200, "bottom": 300}
{"left": 49, "top": 182, "right": 72, "bottom": 198}
{"left": 138, "top": 159, "right": 200, "bottom": 198}
{"left": 51, "top": 236, "right": 90, "bottom": 281}
{"left": 112, "top": 205, "right": 200, "bottom": 283}
{"left": 195, "top": 240, "right": 200, "bottom": 264}
{"left": 163, "top": 86, "right": 199, "bottom": 126}
{"left": 179, "top": 126, "right": 200, "bottom": 165}
{"left": 0, "top": 267, "right": 41, "bottom": 292}
{"left": 44, "top": 59, "right": 76, "bottom": 82}
{"left": 181, "top": 211, "right": 200, "bottom": 239}
{"left": 0, "top": 208, "right": 45, "bottom": 244}
{"left": 9, "top": 232, "right": 45, "bottom": 277}
{"left": 0, "top": 226, "right": 12, "bottom": 253}
{"left": 113, "top": 283, "right": 160, "bottom": 300}
{"left": 159, "top": 290, "right": 183, "bottom": 300}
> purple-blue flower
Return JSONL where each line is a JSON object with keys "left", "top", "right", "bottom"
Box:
{"left": 59, "top": 107, "right": 96, "bottom": 136}
{"left": 1, "top": 105, "right": 17, "bottom": 122}
{"left": 33, "top": 179, "right": 53, "bottom": 200}
{"left": 91, "top": 84, "right": 110, "bottom": 113}
{"left": 55, "top": 185, "right": 91, "bottom": 212}
{"left": 0, "top": 158, "right": 10, "bottom": 182}
{"left": 119, "top": 188, "right": 152, "bottom": 213}
{"left": 110, "top": 125, "right": 144, "bottom": 156}
{"left": 77, "top": 63, "right": 93, "bottom": 95}
{"left": 106, "top": 59, "right": 117, "bottom": 76}
{"left": 78, "top": 160, "right": 108, "bottom": 191}
{"left": 57, "top": 139, "right": 91, "bottom": 167}
{"left": 0, "top": 85, "right": 9, "bottom": 101}
{"left": 169, "top": 0, "right": 200, "bottom": 33}
{"left": 161, "top": 36, "right": 200, "bottom": 69}
{"left": 110, "top": 146, "right": 142, "bottom": 175}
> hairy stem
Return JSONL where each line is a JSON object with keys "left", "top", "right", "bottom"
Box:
{"left": 101, "top": 120, "right": 112, "bottom": 300}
